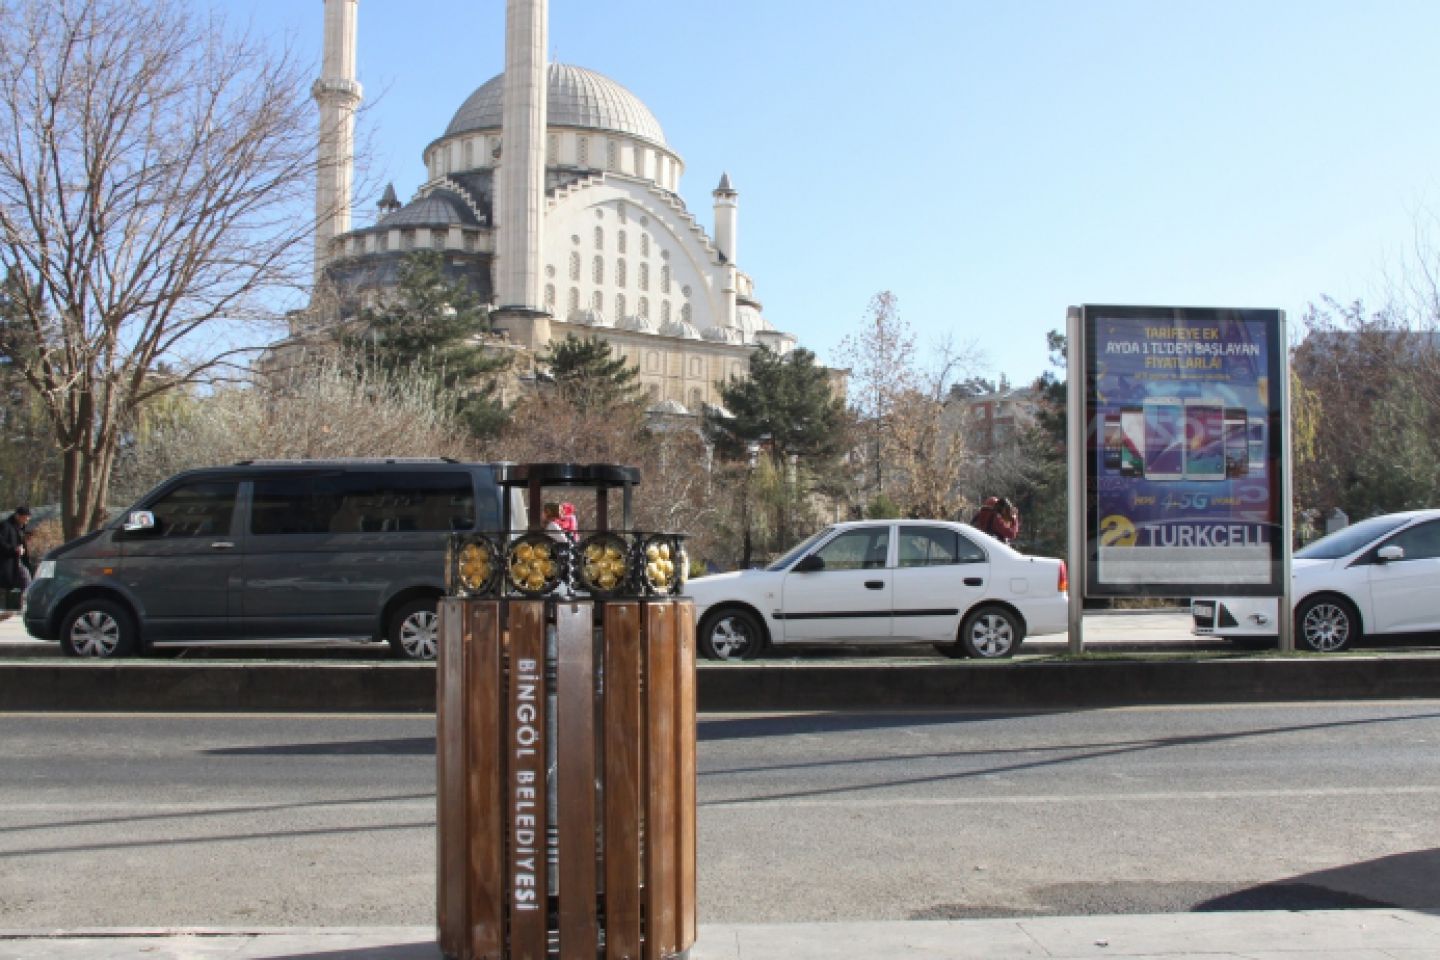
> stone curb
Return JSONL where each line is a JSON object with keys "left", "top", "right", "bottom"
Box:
{"left": 3, "top": 656, "right": 1440, "bottom": 712}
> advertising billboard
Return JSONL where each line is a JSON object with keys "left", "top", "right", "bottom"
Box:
{"left": 1082, "top": 306, "right": 1285, "bottom": 597}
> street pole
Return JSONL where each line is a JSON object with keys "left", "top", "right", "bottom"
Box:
{"left": 1066, "top": 306, "right": 1085, "bottom": 655}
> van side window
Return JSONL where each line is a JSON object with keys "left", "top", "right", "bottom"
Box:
{"left": 147, "top": 482, "right": 238, "bottom": 538}
{"left": 251, "top": 472, "right": 476, "bottom": 536}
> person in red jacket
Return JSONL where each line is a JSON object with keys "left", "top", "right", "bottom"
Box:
{"left": 971, "top": 496, "right": 1021, "bottom": 545}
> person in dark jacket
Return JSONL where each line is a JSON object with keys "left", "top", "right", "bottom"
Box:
{"left": 0, "top": 505, "right": 33, "bottom": 595}
{"left": 971, "top": 496, "right": 1021, "bottom": 545}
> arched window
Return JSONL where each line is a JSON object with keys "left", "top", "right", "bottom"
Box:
{"left": 641, "top": 234, "right": 650, "bottom": 256}
{"left": 616, "top": 258, "right": 627, "bottom": 288}
{"left": 616, "top": 293, "right": 626, "bottom": 319}
{"left": 618, "top": 230, "right": 627, "bottom": 254}
{"left": 607, "top": 140, "right": 618, "bottom": 171}
{"left": 690, "top": 388, "right": 704, "bottom": 411}
{"left": 592, "top": 256, "right": 603, "bottom": 284}
{"left": 680, "top": 303, "right": 691, "bottom": 324}
{"left": 592, "top": 290, "right": 603, "bottom": 312}
{"left": 594, "top": 226, "right": 603, "bottom": 250}
{"left": 577, "top": 136, "right": 589, "bottom": 167}
{"left": 638, "top": 297, "right": 649, "bottom": 319}
{"left": 661, "top": 301, "right": 671, "bottom": 323}
{"left": 544, "top": 284, "right": 555, "bottom": 309}
{"left": 568, "top": 287, "right": 579, "bottom": 317}
{"left": 568, "top": 251, "right": 580, "bottom": 282}
{"left": 660, "top": 265, "right": 671, "bottom": 294}
{"left": 639, "top": 262, "right": 649, "bottom": 291}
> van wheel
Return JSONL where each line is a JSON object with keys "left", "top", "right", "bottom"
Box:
{"left": 60, "top": 600, "right": 138, "bottom": 658}
{"left": 389, "top": 598, "right": 440, "bottom": 660}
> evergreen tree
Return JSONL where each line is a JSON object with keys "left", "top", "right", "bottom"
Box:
{"left": 540, "top": 334, "right": 645, "bottom": 414}
{"left": 344, "top": 251, "right": 509, "bottom": 438}
{"left": 706, "top": 346, "right": 850, "bottom": 467}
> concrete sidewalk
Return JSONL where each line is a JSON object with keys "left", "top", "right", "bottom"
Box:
{"left": 3, "top": 911, "right": 1440, "bottom": 959}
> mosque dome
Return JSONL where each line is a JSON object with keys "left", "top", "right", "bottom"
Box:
{"left": 659, "top": 319, "right": 702, "bottom": 340}
{"left": 446, "top": 63, "right": 668, "bottom": 147}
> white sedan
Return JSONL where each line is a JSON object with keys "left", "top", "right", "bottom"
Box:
{"left": 686, "top": 520, "right": 1069, "bottom": 660}
{"left": 1192, "top": 509, "right": 1440, "bottom": 652}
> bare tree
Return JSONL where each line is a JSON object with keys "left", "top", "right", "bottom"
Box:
{"left": 0, "top": 0, "right": 321, "bottom": 537}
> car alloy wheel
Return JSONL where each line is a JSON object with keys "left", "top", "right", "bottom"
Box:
{"left": 699, "top": 608, "right": 763, "bottom": 661}
{"left": 1298, "top": 599, "right": 1354, "bottom": 653}
{"left": 961, "top": 606, "right": 1021, "bottom": 659}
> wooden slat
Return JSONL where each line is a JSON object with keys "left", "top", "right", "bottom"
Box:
{"left": 643, "top": 603, "right": 678, "bottom": 960}
{"left": 556, "top": 601, "right": 599, "bottom": 957}
{"left": 467, "top": 601, "right": 505, "bottom": 960}
{"left": 674, "top": 600, "right": 698, "bottom": 950}
{"left": 508, "top": 600, "right": 548, "bottom": 960}
{"left": 603, "top": 602, "right": 643, "bottom": 960}
{"left": 436, "top": 598, "right": 467, "bottom": 959}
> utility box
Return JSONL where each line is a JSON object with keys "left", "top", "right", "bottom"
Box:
{"left": 436, "top": 463, "right": 697, "bottom": 960}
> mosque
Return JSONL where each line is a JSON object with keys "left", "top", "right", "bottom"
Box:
{"left": 305, "top": 0, "right": 797, "bottom": 415}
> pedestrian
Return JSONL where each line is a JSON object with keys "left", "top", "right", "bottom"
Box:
{"left": 0, "top": 505, "right": 34, "bottom": 598}
{"left": 971, "top": 496, "right": 1021, "bottom": 545}
{"left": 557, "top": 501, "right": 578, "bottom": 539}
{"left": 542, "top": 502, "right": 568, "bottom": 543}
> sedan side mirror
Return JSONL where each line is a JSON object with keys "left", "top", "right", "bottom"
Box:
{"left": 1377, "top": 544, "right": 1405, "bottom": 563}
{"left": 123, "top": 510, "right": 157, "bottom": 533}
{"left": 792, "top": 554, "right": 824, "bottom": 573}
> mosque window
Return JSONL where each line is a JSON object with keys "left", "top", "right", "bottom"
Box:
{"left": 660, "top": 265, "right": 671, "bottom": 294}
{"left": 646, "top": 352, "right": 660, "bottom": 372}
{"left": 641, "top": 234, "right": 650, "bottom": 257}
{"left": 616, "top": 259, "right": 627, "bottom": 287}
{"left": 401, "top": 229, "right": 415, "bottom": 251}
{"left": 681, "top": 303, "right": 692, "bottom": 324}
{"left": 545, "top": 264, "right": 555, "bottom": 278}
{"left": 690, "top": 357, "right": 702, "bottom": 378}
{"left": 463, "top": 232, "right": 476, "bottom": 252}
{"left": 617, "top": 203, "right": 627, "bottom": 223}
{"left": 568, "top": 288, "right": 579, "bottom": 317}
{"left": 618, "top": 231, "right": 627, "bottom": 254}
{"left": 616, "top": 294, "right": 626, "bottom": 319}
{"left": 639, "top": 262, "right": 649, "bottom": 291}
{"left": 569, "top": 252, "right": 580, "bottom": 281}
{"left": 545, "top": 284, "right": 556, "bottom": 309}
{"left": 465, "top": 139, "right": 474, "bottom": 167}
{"left": 572, "top": 234, "right": 580, "bottom": 245}
{"left": 682, "top": 285, "right": 692, "bottom": 299}
{"left": 577, "top": 137, "right": 589, "bottom": 167}
{"left": 547, "top": 134, "right": 557, "bottom": 164}
{"left": 594, "top": 226, "right": 603, "bottom": 250}
{"left": 488, "top": 136, "right": 500, "bottom": 163}
{"left": 592, "top": 290, "right": 603, "bottom": 312}
{"left": 661, "top": 301, "right": 671, "bottom": 323}
{"left": 606, "top": 141, "right": 618, "bottom": 172}
{"left": 638, "top": 297, "right": 649, "bottom": 319}
{"left": 377, "top": 233, "right": 388, "bottom": 252}
{"left": 431, "top": 229, "right": 446, "bottom": 249}
{"left": 592, "top": 256, "right": 603, "bottom": 284}
{"left": 690, "top": 388, "right": 703, "bottom": 410}
{"left": 648, "top": 384, "right": 659, "bottom": 400}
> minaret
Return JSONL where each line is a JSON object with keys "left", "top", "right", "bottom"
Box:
{"left": 492, "top": 0, "right": 551, "bottom": 351}
{"left": 713, "top": 173, "right": 739, "bottom": 331}
{"left": 313, "top": 0, "right": 362, "bottom": 285}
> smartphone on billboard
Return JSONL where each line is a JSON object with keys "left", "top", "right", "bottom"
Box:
{"left": 1120, "top": 406, "right": 1144, "bottom": 478}
{"left": 1143, "top": 398, "right": 1184, "bottom": 480}
{"left": 1247, "top": 417, "right": 1267, "bottom": 476}
{"left": 1224, "top": 407, "right": 1248, "bottom": 478}
{"left": 1103, "top": 412, "right": 1122, "bottom": 473}
{"left": 1183, "top": 400, "right": 1225, "bottom": 481}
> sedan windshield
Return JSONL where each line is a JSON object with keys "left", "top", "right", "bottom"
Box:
{"left": 1295, "top": 515, "right": 1411, "bottom": 560}
{"left": 767, "top": 527, "right": 834, "bottom": 571}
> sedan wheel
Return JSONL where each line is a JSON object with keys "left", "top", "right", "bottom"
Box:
{"left": 390, "top": 599, "right": 440, "bottom": 660}
{"left": 699, "top": 608, "right": 764, "bottom": 661}
{"left": 960, "top": 606, "right": 1022, "bottom": 659}
{"left": 1296, "top": 597, "right": 1357, "bottom": 653}
{"left": 60, "top": 600, "right": 137, "bottom": 658}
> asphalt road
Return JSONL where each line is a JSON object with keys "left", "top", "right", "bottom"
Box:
{"left": 3, "top": 703, "right": 1439, "bottom": 928}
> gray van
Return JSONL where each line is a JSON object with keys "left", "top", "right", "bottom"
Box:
{"left": 23, "top": 459, "right": 520, "bottom": 660}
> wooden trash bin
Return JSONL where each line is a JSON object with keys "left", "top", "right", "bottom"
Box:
{"left": 436, "top": 464, "right": 697, "bottom": 960}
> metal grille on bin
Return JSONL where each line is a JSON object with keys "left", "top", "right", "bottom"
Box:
{"left": 436, "top": 463, "right": 697, "bottom": 960}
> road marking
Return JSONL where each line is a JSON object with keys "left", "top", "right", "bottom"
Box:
{"left": 702, "top": 784, "right": 1440, "bottom": 809}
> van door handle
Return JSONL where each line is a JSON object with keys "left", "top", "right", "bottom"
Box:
{"left": 210, "top": 541, "right": 235, "bottom": 550}
{"left": 864, "top": 580, "right": 884, "bottom": 590}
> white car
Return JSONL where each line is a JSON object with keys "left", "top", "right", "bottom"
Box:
{"left": 1192, "top": 509, "right": 1440, "bottom": 652}
{"left": 686, "top": 520, "right": 1069, "bottom": 660}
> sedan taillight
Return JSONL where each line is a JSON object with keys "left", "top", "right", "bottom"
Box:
{"left": 1057, "top": 560, "right": 1068, "bottom": 594}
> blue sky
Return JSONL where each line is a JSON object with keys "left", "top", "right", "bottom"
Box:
{"left": 218, "top": 0, "right": 1440, "bottom": 387}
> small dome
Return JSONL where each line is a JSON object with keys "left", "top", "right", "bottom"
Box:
{"left": 660, "top": 319, "right": 701, "bottom": 340}
{"left": 620, "top": 313, "right": 657, "bottom": 334}
{"left": 702, "top": 325, "right": 744, "bottom": 344}
{"left": 650, "top": 398, "right": 690, "bottom": 416}
{"left": 446, "top": 64, "right": 668, "bottom": 147}
{"left": 377, "top": 190, "right": 479, "bottom": 228}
